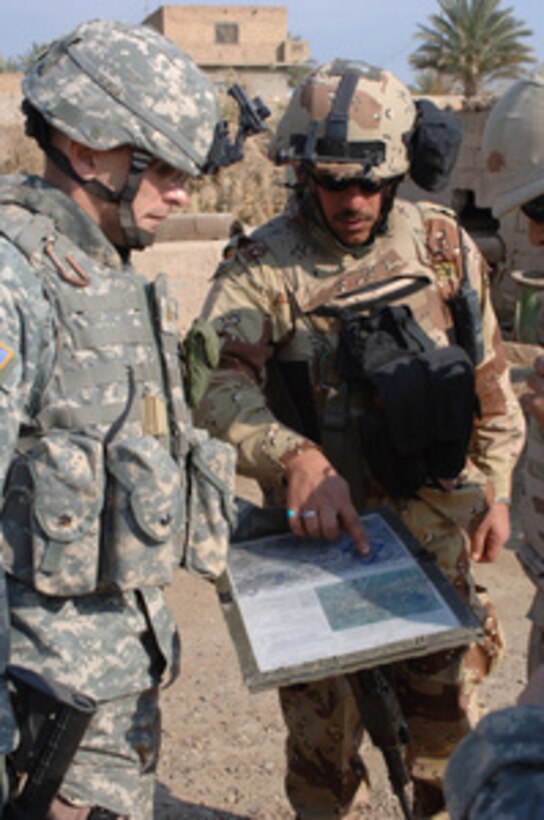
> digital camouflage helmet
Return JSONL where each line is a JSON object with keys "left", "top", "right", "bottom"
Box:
{"left": 269, "top": 59, "right": 417, "bottom": 183}
{"left": 482, "top": 64, "right": 544, "bottom": 217}
{"left": 24, "top": 18, "right": 220, "bottom": 178}
{"left": 23, "top": 19, "right": 221, "bottom": 248}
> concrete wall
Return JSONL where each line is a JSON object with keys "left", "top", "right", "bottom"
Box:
{"left": 0, "top": 73, "right": 23, "bottom": 125}
{"left": 134, "top": 238, "right": 226, "bottom": 335}
{"left": 203, "top": 65, "right": 291, "bottom": 100}
{"left": 133, "top": 212, "right": 237, "bottom": 335}
{"left": 144, "top": 4, "right": 309, "bottom": 67}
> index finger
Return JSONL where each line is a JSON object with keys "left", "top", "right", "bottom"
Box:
{"left": 340, "top": 507, "right": 370, "bottom": 556}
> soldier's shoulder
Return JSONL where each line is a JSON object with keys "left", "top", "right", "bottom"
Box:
{"left": 0, "top": 220, "right": 49, "bottom": 310}
{"left": 408, "top": 198, "right": 458, "bottom": 226}
{"left": 217, "top": 213, "right": 295, "bottom": 276}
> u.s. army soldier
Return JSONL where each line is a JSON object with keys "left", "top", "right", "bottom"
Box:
{"left": 0, "top": 19, "right": 237, "bottom": 819}
{"left": 197, "top": 60, "right": 525, "bottom": 818}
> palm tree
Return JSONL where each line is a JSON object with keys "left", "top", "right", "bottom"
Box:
{"left": 410, "top": 0, "right": 535, "bottom": 97}
{"left": 411, "top": 69, "right": 457, "bottom": 95}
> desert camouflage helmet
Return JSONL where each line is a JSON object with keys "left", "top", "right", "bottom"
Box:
{"left": 482, "top": 64, "right": 544, "bottom": 217}
{"left": 23, "top": 18, "right": 220, "bottom": 177}
{"left": 268, "top": 59, "right": 416, "bottom": 181}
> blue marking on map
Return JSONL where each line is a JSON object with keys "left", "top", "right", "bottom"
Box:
{"left": 317, "top": 566, "right": 440, "bottom": 630}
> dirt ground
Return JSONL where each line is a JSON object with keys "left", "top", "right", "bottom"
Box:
{"left": 150, "top": 284, "right": 535, "bottom": 820}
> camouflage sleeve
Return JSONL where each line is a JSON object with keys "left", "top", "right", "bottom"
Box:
{"left": 196, "top": 246, "right": 312, "bottom": 489}
{"left": 444, "top": 705, "right": 544, "bottom": 819}
{"left": 463, "top": 229, "right": 526, "bottom": 501}
{"left": 0, "top": 238, "right": 55, "bottom": 488}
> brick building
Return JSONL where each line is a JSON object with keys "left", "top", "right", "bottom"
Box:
{"left": 143, "top": 4, "right": 310, "bottom": 99}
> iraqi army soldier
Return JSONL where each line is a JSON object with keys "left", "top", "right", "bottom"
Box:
{"left": 0, "top": 19, "right": 237, "bottom": 819}
{"left": 483, "top": 64, "right": 544, "bottom": 675}
{"left": 197, "top": 60, "right": 525, "bottom": 818}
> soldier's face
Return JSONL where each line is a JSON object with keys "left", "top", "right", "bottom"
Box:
{"left": 521, "top": 194, "right": 544, "bottom": 247}
{"left": 131, "top": 159, "right": 190, "bottom": 235}
{"left": 527, "top": 217, "right": 544, "bottom": 246}
{"left": 94, "top": 150, "right": 190, "bottom": 245}
{"left": 311, "top": 177, "right": 385, "bottom": 246}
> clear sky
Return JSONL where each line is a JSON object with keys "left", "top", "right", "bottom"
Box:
{"left": 1, "top": 0, "right": 544, "bottom": 86}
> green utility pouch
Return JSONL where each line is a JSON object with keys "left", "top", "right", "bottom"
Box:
{"left": 182, "top": 317, "right": 220, "bottom": 409}
{"left": 184, "top": 430, "right": 237, "bottom": 580}
{"left": 2, "top": 432, "right": 105, "bottom": 596}
{"left": 102, "top": 435, "right": 185, "bottom": 590}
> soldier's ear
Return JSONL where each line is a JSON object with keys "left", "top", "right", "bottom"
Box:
{"left": 68, "top": 139, "right": 99, "bottom": 181}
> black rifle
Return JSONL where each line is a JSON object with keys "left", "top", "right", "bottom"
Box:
{"left": 349, "top": 667, "right": 413, "bottom": 820}
{"left": 5, "top": 665, "right": 97, "bottom": 820}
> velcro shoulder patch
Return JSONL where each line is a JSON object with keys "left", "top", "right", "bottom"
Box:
{"left": 0, "top": 341, "right": 14, "bottom": 370}
{"left": 0, "top": 340, "right": 17, "bottom": 383}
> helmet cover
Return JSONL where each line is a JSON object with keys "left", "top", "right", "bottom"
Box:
{"left": 482, "top": 64, "right": 544, "bottom": 216}
{"left": 23, "top": 19, "right": 220, "bottom": 177}
{"left": 268, "top": 59, "right": 416, "bottom": 181}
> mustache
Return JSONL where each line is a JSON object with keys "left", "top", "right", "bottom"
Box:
{"left": 334, "top": 208, "right": 374, "bottom": 221}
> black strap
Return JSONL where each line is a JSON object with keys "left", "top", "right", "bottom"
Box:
{"left": 324, "top": 72, "right": 358, "bottom": 146}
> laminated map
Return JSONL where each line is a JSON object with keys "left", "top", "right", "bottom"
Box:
{"left": 218, "top": 507, "right": 483, "bottom": 692}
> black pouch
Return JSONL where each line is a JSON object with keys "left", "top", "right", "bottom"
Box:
{"left": 409, "top": 99, "right": 464, "bottom": 192}
{"left": 336, "top": 305, "right": 477, "bottom": 497}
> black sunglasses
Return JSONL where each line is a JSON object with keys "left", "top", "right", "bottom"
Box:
{"left": 309, "top": 171, "right": 384, "bottom": 194}
{"left": 521, "top": 194, "right": 544, "bottom": 224}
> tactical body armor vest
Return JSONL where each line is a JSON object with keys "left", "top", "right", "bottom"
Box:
{"left": 254, "top": 200, "right": 481, "bottom": 504}
{"left": 0, "top": 181, "right": 234, "bottom": 596}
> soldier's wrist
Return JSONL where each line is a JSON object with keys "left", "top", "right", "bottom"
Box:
{"left": 279, "top": 439, "right": 323, "bottom": 478}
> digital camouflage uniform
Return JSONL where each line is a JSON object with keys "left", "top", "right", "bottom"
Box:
{"left": 0, "top": 20, "right": 235, "bottom": 818}
{"left": 482, "top": 65, "right": 544, "bottom": 675}
{"left": 0, "top": 553, "right": 17, "bottom": 813}
{"left": 444, "top": 704, "right": 544, "bottom": 819}
{"left": 198, "top": 187, "right": 524, "bottom": 817}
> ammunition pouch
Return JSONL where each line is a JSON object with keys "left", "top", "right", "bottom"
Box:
{"left": 184, "top": 429, "right": 237, "bottom": 580}
{"left": 336, "top": 305, "right": 478, "bottom": 498}
{"left": 2, "top": 429, "right": 235, "bottom": 595}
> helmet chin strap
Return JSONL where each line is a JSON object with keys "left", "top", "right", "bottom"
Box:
{"left": 117, "top": 150, "right": 155, "bottom": 250}
{"left": 45, "top": 143, "right": 154, "bottom": 250}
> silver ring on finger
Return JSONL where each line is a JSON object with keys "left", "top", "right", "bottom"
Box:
{"left": 301, "top": 510, "right": 318, "bottom": 519}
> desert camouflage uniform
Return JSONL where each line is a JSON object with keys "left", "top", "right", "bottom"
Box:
{"left": 444, "top": 704, "right": 544, "bottom": 819}
{"left": 0, "top": 174, "right": 233, "bottom": 817}
{"left": 198, "top": 193, "right": 525, "bottom": 818}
